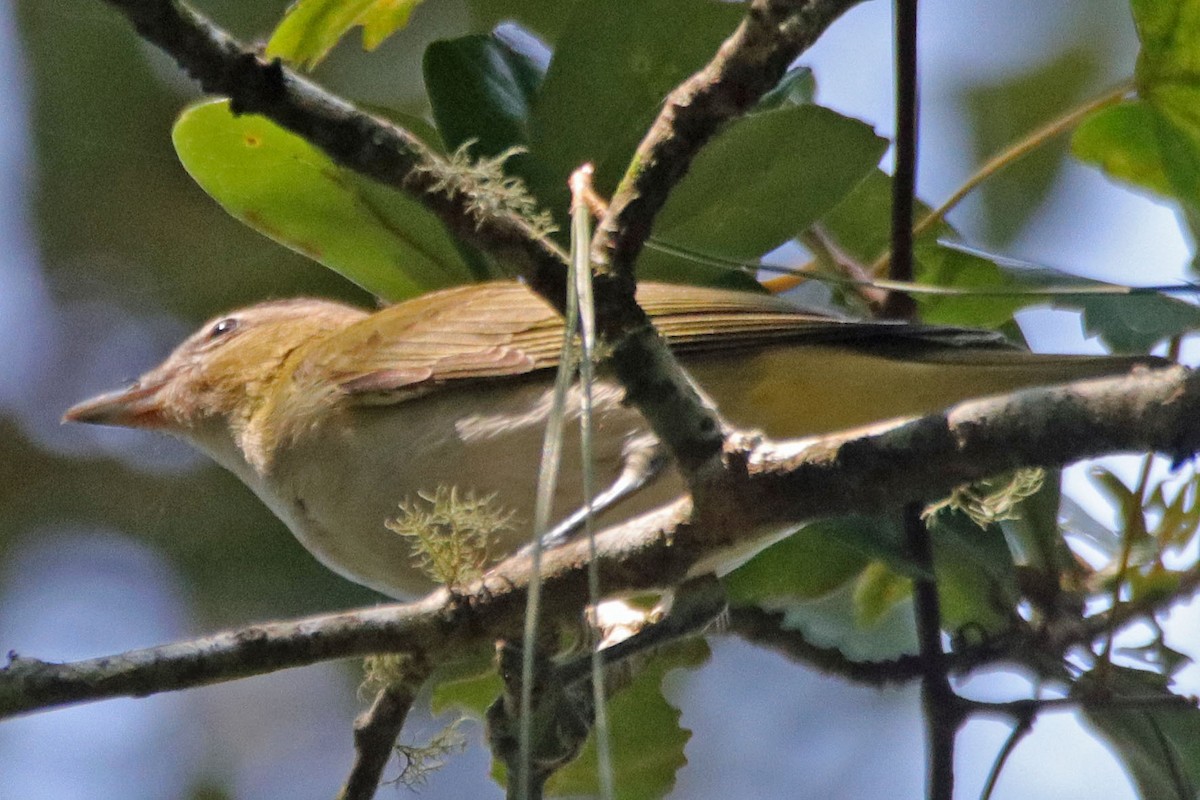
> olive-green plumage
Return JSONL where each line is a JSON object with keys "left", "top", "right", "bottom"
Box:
{"left": 66, "top": 281, "right": 1162, "bottom": 597}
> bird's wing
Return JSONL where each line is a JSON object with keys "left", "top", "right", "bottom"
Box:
{"left": 312, "top": 280, "right": 1011, "bottom": 402}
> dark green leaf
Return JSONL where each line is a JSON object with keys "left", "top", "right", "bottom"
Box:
{"left": 927, "top": 510, "right": 1021, "bottom": 634}
{"left": 529, "top": 0, "right": 746, "bottom": 219}
{"left": 641, "top": 104, "right": 886, "bottom": 286}
{"left": 1079, "top": 665, "right": 1200, "bottom": 799}
{"left": 172, "top": 100, "right": 479, "bottom": 301}
{"left": 424, "top": 30, "right": 546, "bottom": 158}
{"left": 1066, "top": 292, "right": 1200, "bottom": 353}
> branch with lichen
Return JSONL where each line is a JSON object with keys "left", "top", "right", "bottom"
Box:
{"left": 3, "top": 365, "right": 1199, "bottom": 720}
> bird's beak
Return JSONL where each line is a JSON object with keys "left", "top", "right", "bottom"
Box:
{"left": 63, "top": 380, "right": 170, "bottom": 429}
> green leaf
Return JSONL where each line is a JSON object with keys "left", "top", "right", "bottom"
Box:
{"left": 722, "top": 522, "right": 870, "bottom": 605}
{"left": 852, "top": 562, "right": 912, "bottom": 627}
{"left": 818, "top": 171, "right": 1025, "bottom": 327}
{"left": 172, "top": 99, "right": 480, "bottom": 301}
{"left": 424, "top": 31, "right": 546, "bottom": 159}
{"left": 1073, "top": 101, "right": 1173, "bottom": 195}
{"left": 777, "top": 580, "right": 918, "bottom": 661}
{"left": 430, "top": 649, "right": 504, "bottom": 717}
{"left": 966, "top": 247, "right": 1200, "bottom": 351}
{"left": 265, "top": 0, "right": 423, "bottom": 69}
{"left": 823, "top": 171, "right": 1200, "bottom": 345}
{"left": 529, "top": 0, "right": 746, "bottom": 219}
{"left": 1089, "top": 466, "right": 1146, "bottom": 535}
{"left": 545, "top": 639, "right": 709, "bottom": 800}
{"left": 1065, "top": 291, "right": 1200, "bottom": 353}
{"left": 1152, "top": 474, "right": 1200, "bottom": 549}
{"left": 910, "top": 239, "right": 1026, "bottom": 327}
{"left": 1079, "top": 665, "right": 1200, "bottom": 799}
{"left": 724, "top": 516, "right": 928, "bottom": 611}
{"left": 927, "top": 510, "right": 1021, "bottom": 634}
{"left": 1072, "top": 0, "right": 1200, "bottom": 264}
{"left": 641, "top": 104, "right": 887, "bottom": 286}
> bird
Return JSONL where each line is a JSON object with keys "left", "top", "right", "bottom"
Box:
{"left": 65, "top": 280, "right": 1161, "bottom": 598}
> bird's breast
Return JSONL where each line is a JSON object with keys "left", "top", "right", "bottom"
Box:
{"left": 263, "top": 377, "right": 652, "bottom": 598}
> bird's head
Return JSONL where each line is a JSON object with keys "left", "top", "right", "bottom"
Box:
{"left": 64, "top": 298, "right": 366, "bottom": 440}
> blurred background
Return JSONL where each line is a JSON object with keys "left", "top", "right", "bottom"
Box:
{"left": 1, "top": 0, "right": 1196, "bottom": 797}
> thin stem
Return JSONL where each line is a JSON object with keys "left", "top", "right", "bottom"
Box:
{"left": 519, "top": 252, "right": 585, "bottom": 800}
{"left": 871, "top": 79, "right": 1135, "bottom": 276}
{"left": 1100, "top": 452, "right": 1156, "bottom": 666}
{"left": 570, "top": 165, "right": 615, "bottom": 800}
{"left": 904, "top": 503, "right": 961, "bottom": 800}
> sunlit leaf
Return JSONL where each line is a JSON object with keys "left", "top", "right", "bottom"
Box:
{"left": 1073, "top": 101, "right": 1173, "bottom": 194}
{"left": 265, "top": 0, "right": 424, "bottom": 69}
{"left": 172, "top": 100, "right": 480, "bottom": 301}
{"left": 546, "top": 640, "right": 709, "bottom": 800}
{"left": 1072, "top": 0, "right": 1200, "bottom": 270}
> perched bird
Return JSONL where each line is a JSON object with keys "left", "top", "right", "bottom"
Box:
{"left": 66, "top": 280, "right": 1158, "bottom": 598}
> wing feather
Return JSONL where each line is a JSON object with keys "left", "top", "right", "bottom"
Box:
{"left": 309, "top": 280, "right": 1011, "bottom": 403}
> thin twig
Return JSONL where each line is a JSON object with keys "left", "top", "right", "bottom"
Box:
{"left": 881, "top": 0, "right": 919, "bottom": 321}
{"left": 979, "top": 714, "right": 1034, "bottom": 800}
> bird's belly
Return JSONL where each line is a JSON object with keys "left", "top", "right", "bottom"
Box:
{"left": 268, "top": 378, "right": 661, "bottom": 598}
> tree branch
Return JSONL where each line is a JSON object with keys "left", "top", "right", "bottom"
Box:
{"left": 3, "top": 366, "right": 1196, "bottom": 719}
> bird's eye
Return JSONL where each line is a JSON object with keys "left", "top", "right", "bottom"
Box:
{"left": 208, "top": 317, "right": 239, "bottom": 340}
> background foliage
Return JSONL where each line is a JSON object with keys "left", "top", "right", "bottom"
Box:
{"left": 4, "top": 0, "right": 1200, "bottom": 798}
